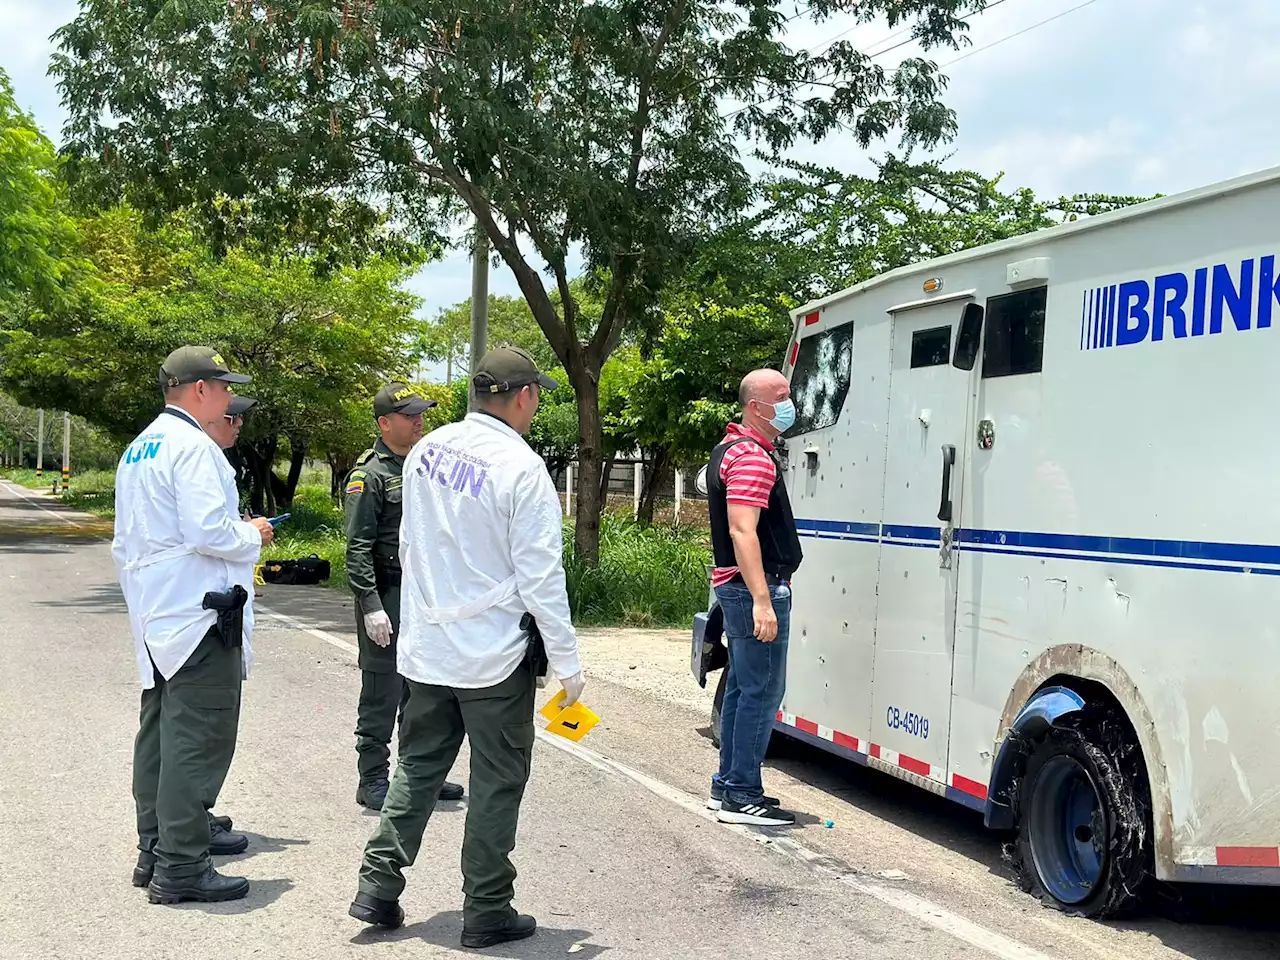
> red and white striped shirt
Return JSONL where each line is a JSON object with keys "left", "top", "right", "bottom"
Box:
{"left": 711, "top": 423, "right": 777, "bottom": 588}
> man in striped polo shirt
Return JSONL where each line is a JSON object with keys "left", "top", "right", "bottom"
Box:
{"left": 705, "top": 369, "right": 804, "bottom": 826}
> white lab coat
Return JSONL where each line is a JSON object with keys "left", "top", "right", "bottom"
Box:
{"left": 111, "top": 406, "right": 262, "bottom": 689}
{"left": 397, "top": 412, "right": 581, "bottom": 689}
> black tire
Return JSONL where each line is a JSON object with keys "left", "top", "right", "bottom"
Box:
{"left": 710, "top": 668, "right": 728, "bottom": 748}
{"left": 1010, "top": 710, "right": 1152, "bottom": 918}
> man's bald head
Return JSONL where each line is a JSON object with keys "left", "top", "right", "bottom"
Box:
{"left": 739, "top": 369, "right": 788, "bottom": 406}
{"left": 738, "top": 368, "right": 791, "bottom": 439}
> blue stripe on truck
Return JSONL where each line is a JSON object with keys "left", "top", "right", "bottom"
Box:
{"left": 795, "top": 519, "right": 1280, "bottom": 575}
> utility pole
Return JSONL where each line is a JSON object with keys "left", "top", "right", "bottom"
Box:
{"left": 35, "top": 408, "right": 44, "bottom": 480}
{"left": 468, "top": 219, "right": 490, "bottom": 410}
{"left": 61, "top": 412, "right": 71, "bottom": 493}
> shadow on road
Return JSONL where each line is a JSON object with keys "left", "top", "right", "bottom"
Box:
{"left": 260, "top": 586, "right": 359, "bottom": 637}
{"left": 36, "top": 582, "right": 128, "bottom": 614}
{"left": 353, "top": 910, "right": 607, "bottom": 957}
{"left": 756, "top": 733, "right": 1280, "bottom": 957}
{"left": 172, "top": 877, "right": 295, "bottom": 915}
{"left": 227, "top": 833, "right": 313, "bottom": 861}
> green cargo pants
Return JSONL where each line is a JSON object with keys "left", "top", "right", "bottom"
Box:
{"left": 133, "top": 628, "right": 243, "bottom": 879}
{"left": 355, "top": 581, "right": 406, "bottom": 784}
{"left": 359, "top": 660, "right": 536, "bottom": 930}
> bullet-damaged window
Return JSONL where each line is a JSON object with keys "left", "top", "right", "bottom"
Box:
{"left": 982, "top": 287, "right": 1047, "bottom": 378}
{"left": 787, "top": 322, "right": 853, "bottom": 436}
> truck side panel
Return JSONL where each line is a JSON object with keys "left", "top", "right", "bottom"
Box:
{"left": 950, "top": 181, "right": 1280, "bottom": 878}
{"left": 782, "top": 302, "right": 890, "bottom": 753}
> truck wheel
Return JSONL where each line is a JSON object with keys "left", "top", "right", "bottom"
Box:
{"left": 1011, "top": 712, "right": 1151, "bottom": 918}
{"left": 710, "top": 668, "right": 728, "bottom": 749}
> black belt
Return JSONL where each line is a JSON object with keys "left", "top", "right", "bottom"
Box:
{"left": 728, "top": 571, "right": 789, "bottom": 587}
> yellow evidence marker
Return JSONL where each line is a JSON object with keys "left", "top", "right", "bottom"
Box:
{"left": 538, "top": 690, "right": 601, "bottom": 743}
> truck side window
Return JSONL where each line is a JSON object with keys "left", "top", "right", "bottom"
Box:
{"left": 910, "top": 325, "right": 952, "bottom": 368}
{"left": 788, "top": 321, "right": 853, "bottom": 436}
{"left": 982, "top": 287, "right": 1047, "bottom": 378}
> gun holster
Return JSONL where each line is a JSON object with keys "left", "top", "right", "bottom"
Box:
{"left": 520, "top": 612, "right": 549, "bottom": 680}
{"left": 203, "top": 584, "right": 249, "bottom": 649}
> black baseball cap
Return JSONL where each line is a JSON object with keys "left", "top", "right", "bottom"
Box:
{"left": 472, "top": 347, "right": 558, "bottom": 394}
{"left": 374, "top": 381, "right": 437, "bottom": 417}
{"left": 160, "top": 346, "right": 252, "bottom": 388}
{"left": 226, "top": 395, "right": 258, "bottom": 417}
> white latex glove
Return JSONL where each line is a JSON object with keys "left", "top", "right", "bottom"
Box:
{"left": 559, "top": 671, "right": 586, "bottom": 708}
{"left": 364, "top": 610, "right": 393, "bottom": 647}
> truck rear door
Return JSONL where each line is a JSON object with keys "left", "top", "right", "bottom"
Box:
{"left": 870, "top": 297, "right": 978, "bottom": 780}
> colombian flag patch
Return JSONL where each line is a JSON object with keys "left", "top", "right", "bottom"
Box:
{"left": 345, "top": 479, "right": 365, "bottom": 495}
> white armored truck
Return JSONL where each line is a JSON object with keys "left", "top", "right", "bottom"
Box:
{"left": 692, "top": 165, "right": 1280, "bottom": 916}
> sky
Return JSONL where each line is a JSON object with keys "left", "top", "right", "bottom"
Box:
{"left": 4, "top": 0, "right": 1277, "bottom": 373}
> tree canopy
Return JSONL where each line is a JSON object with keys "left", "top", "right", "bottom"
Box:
{"left": 1, "top": 204, "right": 428, "bottom": 509}
{"left": 0, "top": 67, "right": 82, "bottom": 311}
{"left": 51, "top": 0, "right": 993, "bottom": 560}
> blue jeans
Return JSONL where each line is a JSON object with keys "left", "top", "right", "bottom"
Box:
{"left": 711, "top": 580, "right": 791, "bottom": 805}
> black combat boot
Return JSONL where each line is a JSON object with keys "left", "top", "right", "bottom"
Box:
{"left": 132, "top": 851, "right": 156, "bottom": 888}
{"left": 349, "top": 891, "right": 404, "bottom": 929}
{"left": 148, "top": 864, "right": 249, "bottom": 904}
{"left": 461, "top": 914, "right": 537, "bottom": 949}
{"left": 356, "top": 777, "right": 390, "bottom": 811}
{"left": 209, "top": 822, "right": 250, "bottom": 855}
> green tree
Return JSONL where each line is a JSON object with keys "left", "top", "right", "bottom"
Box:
{"left": 1, "top": 207, "right": 427, "bottom": 511}
{"left": 52, "top": 0, "right": 988, "bottom": 561}
{"left": 0, "top": 68, "right": 82, "bottom": 312}
{"left": 618, "top": 158, "right": 1152, "bottom": 521}
{"left": 418, "top": 294, "right": 558, "bottom": 381}
{"left": 750, "top": 156, "right": 1153, "bottom": 300}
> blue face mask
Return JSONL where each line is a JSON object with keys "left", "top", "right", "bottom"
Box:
{"left": 763, "top": 398, "right": 797, "bottom": 433}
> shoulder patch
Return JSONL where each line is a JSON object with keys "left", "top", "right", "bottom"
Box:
{"left": 348, "top": 469, "right": 368, "bottom": 480}
{"left": 355, "top": 448, "right": 375, "bottom": 466}
{"left": 345, "top": 479, "right": 366, "bottom": 495}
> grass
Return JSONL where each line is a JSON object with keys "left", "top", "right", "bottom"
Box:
{"left": 564, "top": 514, "right": 711, "bottom": 627}
{"left": 0, "top": 468, "right": 712, "bottom": 628}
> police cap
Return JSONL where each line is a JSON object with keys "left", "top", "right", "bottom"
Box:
{"left": 374, "top": 381, "right": 437, "bottom": 417}
{"left": 160, "top": 346, "right": 252, "bottom": 389}
{"left": 226, "top": 395, "right": 258, "bottom": 417}
{"left": 472, "top": 347, "right": 559, "bottom": 394}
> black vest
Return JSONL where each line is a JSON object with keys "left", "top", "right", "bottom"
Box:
{"left": 707, "top": 436, "right": 804, "bottom": 581}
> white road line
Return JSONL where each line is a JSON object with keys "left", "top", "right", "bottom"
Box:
{"left": 0, "top": 479, "right": 85, "bottom": 528}
{"left": 257, "top": 605, "right": 361, "bottom": 656}
{"left": 265, "top": 607, "right": 1061, "bottom": 960}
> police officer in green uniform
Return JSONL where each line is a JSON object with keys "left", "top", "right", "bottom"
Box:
{"left": 345, "top": 382, "right": 465, "bottom": 810}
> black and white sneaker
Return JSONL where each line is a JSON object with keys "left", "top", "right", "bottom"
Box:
{"left": 716, "top": 800, "right": 796, "bottom": 826}
{"left": 707, "top": 793, "right": 779, "bottom": 811}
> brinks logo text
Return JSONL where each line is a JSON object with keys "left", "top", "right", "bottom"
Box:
{"left": 1080, "top": 254, "right": 1280, "bottom": 350}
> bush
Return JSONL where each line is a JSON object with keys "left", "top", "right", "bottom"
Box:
{"left": 564, "top": 514, "right": 710, "bottom": 627}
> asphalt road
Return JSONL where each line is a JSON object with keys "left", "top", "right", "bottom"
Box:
{"left": 2, "top": 478, "right": 1279, "bottom": 960}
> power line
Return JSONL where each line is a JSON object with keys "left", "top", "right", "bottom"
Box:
{"left": 722, "top": 0, "right": 1015, "bottom": 121}
{"left": 940, "top": 0, "right": 1104, "bottom": 67}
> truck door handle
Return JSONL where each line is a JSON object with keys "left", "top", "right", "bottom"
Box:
{"left": 937, "top": 444, "right": 956, "bottom": 523}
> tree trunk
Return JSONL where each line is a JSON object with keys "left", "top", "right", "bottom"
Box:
{"left": 244, "top": 435, "right": 279, "bottom": 516}
{"left": 572, "top": 375, "right": 604, "bottom": 565}
{"left": 598, "top": 451, "right": 616, "bottom": 507}
{"left": 636, "top": 447, "right": 672, "bottom": 526}
{"left": 328, "top": 451, "right": 357, "bottom": 500}
{"left": 280, "top": 438, "right": 308, "bottom": 507}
